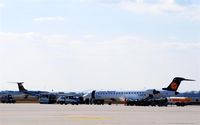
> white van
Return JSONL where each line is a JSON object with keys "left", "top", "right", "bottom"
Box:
{"left": 57, "top": 96, "right": 80, "bottom": 105}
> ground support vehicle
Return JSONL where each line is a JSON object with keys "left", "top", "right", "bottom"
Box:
{"left": 57, "top": 96, "right": 80, "bottom": 105}
{"left": 39, "top": 93, "right": 57, "bottom": 104}
{"left": 1, "top": 94, "right": 16, "bottom": 104}
{"left": 126, "top": 98, "right": 168, "bottom": 106}
{"left": 167, "top": 97, "right": 192, "bottom": 106}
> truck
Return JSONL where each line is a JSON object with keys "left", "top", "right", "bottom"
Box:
{"left": 167, "top": 97, "right": 192, "bottom": 106}
{"left": 126, "top": 98, "right": 168, "bottom": 106}
{"left": 39, "top": 93, "right": 57, "bottom": 104}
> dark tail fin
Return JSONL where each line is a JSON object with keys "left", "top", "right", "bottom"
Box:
{"left": 17, "top": 82, "right": 27, "bottom": 92}
{"left": 162, "top": 77, "right": 195, "bottom": 91}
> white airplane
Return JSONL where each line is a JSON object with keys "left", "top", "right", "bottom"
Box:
{"left": 83, "top": 77, "right": 195, "bottom": 105}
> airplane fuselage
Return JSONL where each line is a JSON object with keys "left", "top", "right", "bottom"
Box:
{"left": 94, "top": 90, "right": 149, "bottom": 101}
{"left": 83, "top": 89, "right": 179, "bottom": 104}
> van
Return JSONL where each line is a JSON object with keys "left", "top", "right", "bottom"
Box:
{"left": 57, "top": 96, "right": 80, "bottom": 105}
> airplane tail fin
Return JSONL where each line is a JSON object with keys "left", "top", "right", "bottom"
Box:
{"left": 162, "top": 77, "right": 195, "bottom": 91}
{"left": 17, "top": 82, "right": 27, "bottom": 92}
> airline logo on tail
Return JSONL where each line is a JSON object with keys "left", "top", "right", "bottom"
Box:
{"left": 170, "top": 82, "right": 178, "bottom": 91}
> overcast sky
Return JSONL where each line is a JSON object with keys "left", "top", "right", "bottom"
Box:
{"left": 0, "top": 0, "right": 199, "bottom": 92}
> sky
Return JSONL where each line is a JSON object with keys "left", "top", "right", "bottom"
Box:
{"left": 0, "top": 0, "right": 199, "bottom": 92}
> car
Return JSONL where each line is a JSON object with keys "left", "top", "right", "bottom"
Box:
{"left": 57, "top": 96, "right": 80, "bottom": 105}
{"left": 1, "top": 94, "right": 16, "bottom": 104}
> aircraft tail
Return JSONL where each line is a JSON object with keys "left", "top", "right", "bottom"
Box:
{"left": 162, "top": 77, "right": 195, "bottom": 91}
{"left": 17, "top": 82, "right": 27, "bottom": 92}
